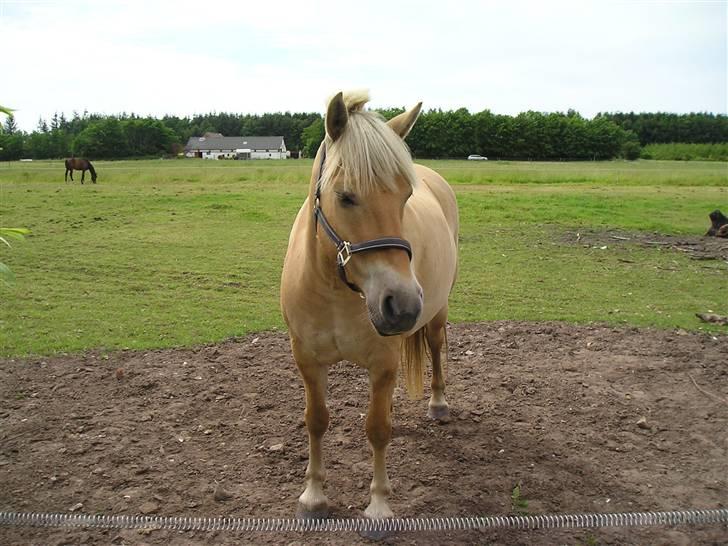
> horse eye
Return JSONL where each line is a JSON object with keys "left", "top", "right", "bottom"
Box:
{"left": 336, "top": 191, "right": 357, "bottom": 207}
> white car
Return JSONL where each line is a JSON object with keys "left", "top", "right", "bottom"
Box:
{"left": 467, "top": 154, "right": 488, "bottom": 161}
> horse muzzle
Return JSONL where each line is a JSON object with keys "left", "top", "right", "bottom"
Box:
{"left": 369, "top": 284, "right": 423, "bottom": 336}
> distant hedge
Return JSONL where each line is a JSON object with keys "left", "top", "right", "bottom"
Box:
{"left": 641, "top": 143, "right": 728, "bottom": 161}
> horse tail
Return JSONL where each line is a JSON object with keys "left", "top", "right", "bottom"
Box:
{"left": 400, "top": 326, "right": 431, "bottom": 400}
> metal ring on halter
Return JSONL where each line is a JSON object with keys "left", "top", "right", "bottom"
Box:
{"left": 337, "top": 241, "right": 352, "bottom": 267}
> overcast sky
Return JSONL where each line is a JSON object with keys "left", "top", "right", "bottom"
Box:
{"left": 2, "top": 0, "right": 726, "bottom": 131}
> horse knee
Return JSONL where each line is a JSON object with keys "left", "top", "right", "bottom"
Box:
{"left": 366, "top": 412, "right": 392, "bottom": 448}
{"left": 366, "top": 422, "right": 392, "bottom": 451}
{"left": 366, "top": 367, "right": 396, "bottom": 448}
{"left": 304, "top": 405, "right": 329, "bottom": 437}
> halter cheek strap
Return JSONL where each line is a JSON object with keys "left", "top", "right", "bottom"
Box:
{"left": 312, "top": 143, "right": 413, "bottom": 293}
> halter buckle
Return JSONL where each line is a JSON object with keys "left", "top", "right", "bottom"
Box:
{"left": 337, "top": 241, "right": 352, "bottom": 267}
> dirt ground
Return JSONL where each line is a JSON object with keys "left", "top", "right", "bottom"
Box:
{"left": 562, "top": 228, "right": 728, "bottom": 263}
{"left": 1, "top": 321, "right": 726, "bottom": 545}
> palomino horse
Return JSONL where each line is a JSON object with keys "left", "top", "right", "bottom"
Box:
{"left": 280, "top": 90, "right": 459, "bottom": 521}
{"left": 64, "top": 158, "right": 97, "bottom": 184}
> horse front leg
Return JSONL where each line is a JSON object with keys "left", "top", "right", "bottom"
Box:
{"left": 81, "top": 170, "right": 85, "bottom": 184}
{"left": 364, "top": 359, "right": 397, "bottom": 519}
{"left": 64, "top": 168, "right": 68, "bottom": 182}
{"left": 295, "top": 356, "right": 330, "bottom": 518}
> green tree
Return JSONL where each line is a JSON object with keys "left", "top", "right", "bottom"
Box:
{"left": 73, "top": 118, "right": 129, "bottom": 158}
{"left": 26, "top": 131, "right": 52, "bottom": 159}
{"left": 471, "top": 110, "right": 498, "bottom": 158}
{"left": 301, "top": 118, "right": 324, "bottom": 158}
{"left": 0, "top": 132, "right": 24, "bottom": 160}
{"left": 3, "top": 114, "right": 18, "bottom": 134}
{"left": 123, "top": 118, "right": 179, "bottom": 156}
{"left": 620, "top": 130, "right": 642, "bottom": 160}
{"left": 375, "top": 107, "right": 405, "bottom": 121}
{"left": 600, "top": 112, "right": 728, "bottom": 145}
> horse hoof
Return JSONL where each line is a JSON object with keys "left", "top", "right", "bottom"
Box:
{"left": 296, "top": 503, "right": 329, "bottom": 520}
{"left": 427, "top": 404, "right": 450, "bottom": 421}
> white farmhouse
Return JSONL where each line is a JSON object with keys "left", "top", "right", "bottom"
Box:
{"left": 184, "top": 134, "right": 288, "bottom": 160}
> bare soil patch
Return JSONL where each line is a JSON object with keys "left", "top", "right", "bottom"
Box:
{"left": 562, "top": 228, "right": 728, "bottom": 262}
{"left": 1, "top": 322, "right": 726, "bottom": 545}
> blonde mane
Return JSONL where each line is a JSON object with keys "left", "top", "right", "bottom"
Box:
{"left": 320, "top": 90, "right": 418, "bottom": 194}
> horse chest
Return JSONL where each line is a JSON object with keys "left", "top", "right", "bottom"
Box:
{"left": 287, "top": 294, "right": 391, "bottom": 365}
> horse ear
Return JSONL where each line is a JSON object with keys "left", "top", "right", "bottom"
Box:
{"left": 387, "top": 102, "right": 423, "bottom": 139}
{"left": 326, "top": 92, "right": 348, "bottom": 142}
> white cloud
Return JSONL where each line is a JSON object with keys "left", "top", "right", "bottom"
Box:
{"left": 1, "top": 0, "right": 725, "bottom": 131}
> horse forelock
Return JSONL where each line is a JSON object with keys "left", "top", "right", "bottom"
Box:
{"left": 332, "top": 89, "right": 370, "bottom": 113}
{"left": 320, "top": 108, "right": 417, "bottom": 195}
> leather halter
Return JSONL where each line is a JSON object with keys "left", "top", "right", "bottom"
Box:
{"left": 313, "top": 143, "right": 413, "bottom": 293}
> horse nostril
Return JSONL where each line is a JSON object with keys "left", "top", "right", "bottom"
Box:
{"left": 383, "top": 294, "right": 397, "bottom": 320}
{"left": 374, "top": 289, "right": 422, "bottom": 335}
{"left": 380, "top": 291, "right": 420, "bottom": 330}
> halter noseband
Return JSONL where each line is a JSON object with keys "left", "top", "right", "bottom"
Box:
{"left": 313, "top": 143, "right": 413, "bottom": 293}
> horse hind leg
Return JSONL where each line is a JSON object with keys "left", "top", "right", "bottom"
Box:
{"left": 294, "top": 348, "right": 330, "bottom": 519}
{"left": 426, "top": 307, "right": 450, "bottom": 420}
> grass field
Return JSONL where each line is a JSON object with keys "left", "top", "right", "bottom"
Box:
{"left": 1, "top": 158, "right": 726, "bottom": 356}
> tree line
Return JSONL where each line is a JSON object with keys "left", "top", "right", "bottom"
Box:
{"left": 1, "top": 109, "right": 725, "bottom": 162}
{"left": 598, "top": 112, "right": 728, "bottom": 146}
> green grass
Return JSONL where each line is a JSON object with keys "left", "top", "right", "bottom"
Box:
{"left": 1, "top": 159, "right": 726, "bottom": 356}
{"left": 511, "top": 483, "right": 529, "bottom": 515}
{"left": 423, "top": 158, "right": 728, "bottom": 186}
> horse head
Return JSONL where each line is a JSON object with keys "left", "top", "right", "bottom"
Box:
{"left": 316, "top": 91, "right": 424, "bottom": 336}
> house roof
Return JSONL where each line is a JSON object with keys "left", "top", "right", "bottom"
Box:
{"left": 185, "top": 136, "right": 285, "bottom": 151}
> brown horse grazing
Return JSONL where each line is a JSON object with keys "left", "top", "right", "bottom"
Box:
{"left": 280, "top": 90, "right": 459, "bottom": 522}
{"left": 64, "top": 158, "right": 97, "bottom": 184}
